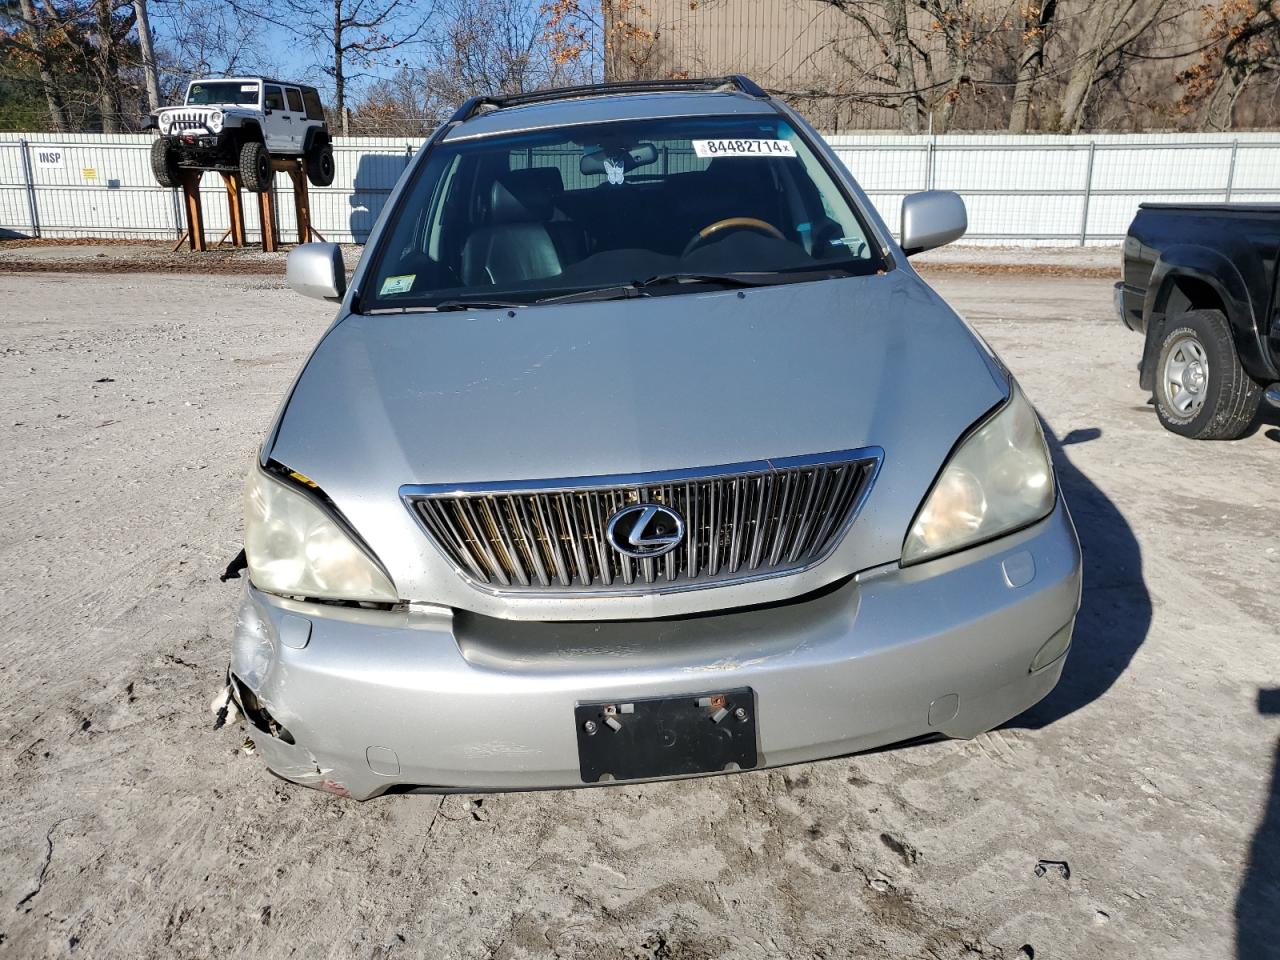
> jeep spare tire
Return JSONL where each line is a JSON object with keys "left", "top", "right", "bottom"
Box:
{"left": 150, "top": 138, "right": 180, "bottom": 188}
{"left": 239, "top": 141, "right": 272, "bottom": 192}
{"left": 306, "top": 141, "right": 335, "bottom": 187}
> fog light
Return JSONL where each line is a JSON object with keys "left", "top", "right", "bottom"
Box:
{"left": 1031, "top": 621, "right": 1073, "bottom": 672}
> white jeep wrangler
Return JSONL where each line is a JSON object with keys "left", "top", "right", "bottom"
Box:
{"left": 150, "top": 77, "right": 335, "bottom": 192}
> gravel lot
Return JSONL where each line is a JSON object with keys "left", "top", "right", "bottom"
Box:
{"left": 1, "top": 268, "right": 1276, "bottom": 959}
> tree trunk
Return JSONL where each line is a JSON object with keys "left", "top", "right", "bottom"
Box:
{"left": 887, "top": 0, "right": 920, "bottom": 132}
{"left": 335, "top": 0, "right": 348, "bottom": 136}
{"left": 1058, "top": 52, "right": 1100, "bottom": 132}
{"left": 15, "top": 0, "right": 69, "bottom": 132}
{"left": 97, "top": 0, "right": 122, "bottom": 133}
{"left": 133, "top": 0, "right": 163, "bottom": 112}
{"left": 1009, "top": 0, "right": 1056, "bottom": 133}
{"left": 935, "top": 61, "right": 965, "bottom": 133}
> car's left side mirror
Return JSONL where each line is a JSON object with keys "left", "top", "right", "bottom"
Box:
{"left": 900, "top": 190, "right": 967, "bottom": 256}
{"left": 286, "top": 243, "right": 346, "bottom": 301}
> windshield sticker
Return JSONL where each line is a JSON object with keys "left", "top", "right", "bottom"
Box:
{"left": 240, "top": 84, "right": 257, "bottom": 92}
{"left": 603, "top": 157, "right": 626, "bottom": 185}
{"left": 379, "top": 274, "right": 415, "bottom": 295}
{"left": 692, "top": 139, "right": 796, "bottom": 158}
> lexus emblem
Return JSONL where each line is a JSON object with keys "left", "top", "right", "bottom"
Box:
{"left": 605, "top": 503, "right": 686, "bottom": 559}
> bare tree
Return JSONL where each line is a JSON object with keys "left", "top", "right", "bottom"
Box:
{"left": 150, "top": 0, "right": 269, "bottom": 97}
{"left": 227, "top": 0, "right": 433, "bottom": 135}
{"left": 349, "top": 0, "right": 595, "bottom": 132}
{"left": 1055, "top": 0, "right": 1177, "bottom": 131}
{"left": 132, "top": 0, "right": 160, "bottom": 110}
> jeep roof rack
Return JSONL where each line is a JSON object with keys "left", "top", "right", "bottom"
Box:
{"left": 449, "top": 75, "right": 770, "bottom": 125}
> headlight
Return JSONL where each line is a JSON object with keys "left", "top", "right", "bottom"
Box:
{"left": 158, "top": 114, "right": 173, "bottom": 134}
{"left": 902, "top": 384, "right": 1055, "bottom": 565}
{"left": 206, "top": 110, "right": 223, "bottom": 133}
{"left": 243, "top": 466, "right": 398, "bottom": 603}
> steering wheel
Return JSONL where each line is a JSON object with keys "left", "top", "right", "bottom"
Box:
{"left": 683, "top": 217, "right": 785, "bottom": 256}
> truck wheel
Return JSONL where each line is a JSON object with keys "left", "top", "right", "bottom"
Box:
{"left": 1153, "top": 309, "right": 1260, "bottom": 440}
{"left": 150, "top": 139, "right": 180, "bottom": 188}
{"left": 239, "top": 141, "right": 272, "bottom": 192}
{"left": 305, "top": 141, "right": 335, "bottom": 187}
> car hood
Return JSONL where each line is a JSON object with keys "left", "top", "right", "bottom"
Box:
{"left": 269, "top": 270, "right": 1008, "bottom": 615}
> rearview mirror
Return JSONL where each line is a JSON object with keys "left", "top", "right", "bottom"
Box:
{"left": 580, "top": 142, "right": 659, "bottom": 176}
{"left": 900, "top": 190, "right": 967, "bottom": 256}
{"left": 286, "top": 242, "right": 346, "bottom": 301}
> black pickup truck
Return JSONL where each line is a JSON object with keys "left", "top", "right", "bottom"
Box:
{"left": 1116, "top": 203, "right": 1280, "bottom": 439}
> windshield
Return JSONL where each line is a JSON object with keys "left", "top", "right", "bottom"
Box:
{"left": 186, "top": 81, "right": 260, "bottom": 106}
{"left": 364, "top": 114, "right": 885, "bottom": 310}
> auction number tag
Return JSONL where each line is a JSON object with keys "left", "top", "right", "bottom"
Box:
{"left": 692, "top": 139, "right": 795, "bottom": 158}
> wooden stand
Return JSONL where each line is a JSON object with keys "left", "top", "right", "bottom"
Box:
{"left": 174, "top": 159, "right": 323, "bottom": 253}
{"left": 258, "top": 157, "right": 324, "bottom": 252}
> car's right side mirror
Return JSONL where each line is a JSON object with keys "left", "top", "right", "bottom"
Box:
{"left": 900, "top": 190, "right": 967, "bottom": 256}
{"left": 286, "top": 242, "right": 346, "bottom": 301}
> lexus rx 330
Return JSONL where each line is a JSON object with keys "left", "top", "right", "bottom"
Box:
{"left": 229, "top": 76, "right": 1082, "bottom": 800}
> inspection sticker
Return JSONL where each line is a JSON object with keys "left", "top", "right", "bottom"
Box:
{"left": 692, "top": 139, "right": 795, "bottom": 158}
{"left": 379, "top": 274, "right": 415, "bottom": 295}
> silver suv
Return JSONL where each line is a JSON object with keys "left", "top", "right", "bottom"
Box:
{"left": 230, "top": 77, "right": 1081, "bottom": 800}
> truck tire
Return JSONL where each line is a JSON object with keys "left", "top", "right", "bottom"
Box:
{"left": 1152, "top": 309, "right": 1261, "bottom": 440}
{"left": 239, "top": 140, "right": 272, "bottom": 193}
{"left": 150, "top": 139, "right": 180, "bottom": 188}
{"left": 305, "top": 141, "right": 335, "bottom": 187}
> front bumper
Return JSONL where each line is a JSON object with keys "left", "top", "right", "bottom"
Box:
{"left": 230, "top": 496, "right": 1081, "bottom": 800}
{"left": 162, "top": 132, "right": 236, "bottom": 167}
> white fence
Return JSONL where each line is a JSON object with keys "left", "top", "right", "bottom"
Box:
{"left": 1, "top": 131, "right": 1278, "bottom": 246}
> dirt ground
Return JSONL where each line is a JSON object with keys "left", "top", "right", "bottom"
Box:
{"left": 0, "top": 268, "right": 1277, "bottom": 960}
{"left": 0, "top": 240, "right": 1120, "bottom": 278}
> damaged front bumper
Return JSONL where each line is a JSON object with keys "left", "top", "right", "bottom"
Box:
{"left": 228, "top": 496, "right": 1081, "bottom": 801}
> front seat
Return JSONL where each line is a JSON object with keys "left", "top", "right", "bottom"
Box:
{"left": 460, "top": 173, "right": 563, "bottom": 287}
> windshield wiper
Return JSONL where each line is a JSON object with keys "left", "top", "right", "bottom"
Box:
{"left": 535, "top": 273, "right": 769, "bottom": 306}
{"left": 636, "top": 272, "right": 782, "bottom": 289}
{"left": 642, "top": 269, "right": 861, "bottom": 289}
{"left": 432, "top": 299, "right": 525, "bottom": 312}
{"left": 532, "top": 268, "right": 859, "bottom": 308}
{"left": 535, "top": 284, "right": 648, "bottom": 306}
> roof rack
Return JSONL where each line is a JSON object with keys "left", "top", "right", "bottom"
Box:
{"left": 448, "top": 75, "right": 769, "bottom": 125}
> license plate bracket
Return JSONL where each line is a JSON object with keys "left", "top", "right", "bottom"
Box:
{"left": 574, "top": 688, "right": 758, "bottom": 783}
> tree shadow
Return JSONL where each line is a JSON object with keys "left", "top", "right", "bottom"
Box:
{"left": 1237, "top": 688, "right": 1280, "bottom": 957}
{"left": 1006, "top": 422, "right": 1154, "bottom": 730}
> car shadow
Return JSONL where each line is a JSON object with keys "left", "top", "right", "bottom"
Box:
{"left": 350, "top": 151, "right": 414, "bottom": 243}
{"left": 1005, "top": 422, "right": 1154, "bottom": 730}
{"left": 1247, "top": 402, "right": 1280, "bottom": 441}
{"left": 1237, "top": 688, "right": 1280, "bottom": 956}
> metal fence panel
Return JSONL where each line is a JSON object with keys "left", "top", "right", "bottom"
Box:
{"left": 1, "top": 132, "right": 1277, "bottom": 245}
{"left": 0, "top": 142, "right": 34, "bottom": 236}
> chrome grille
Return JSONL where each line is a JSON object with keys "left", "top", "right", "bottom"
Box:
{"left": 403, "top": 449, "right": 880, "bottom": 595}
